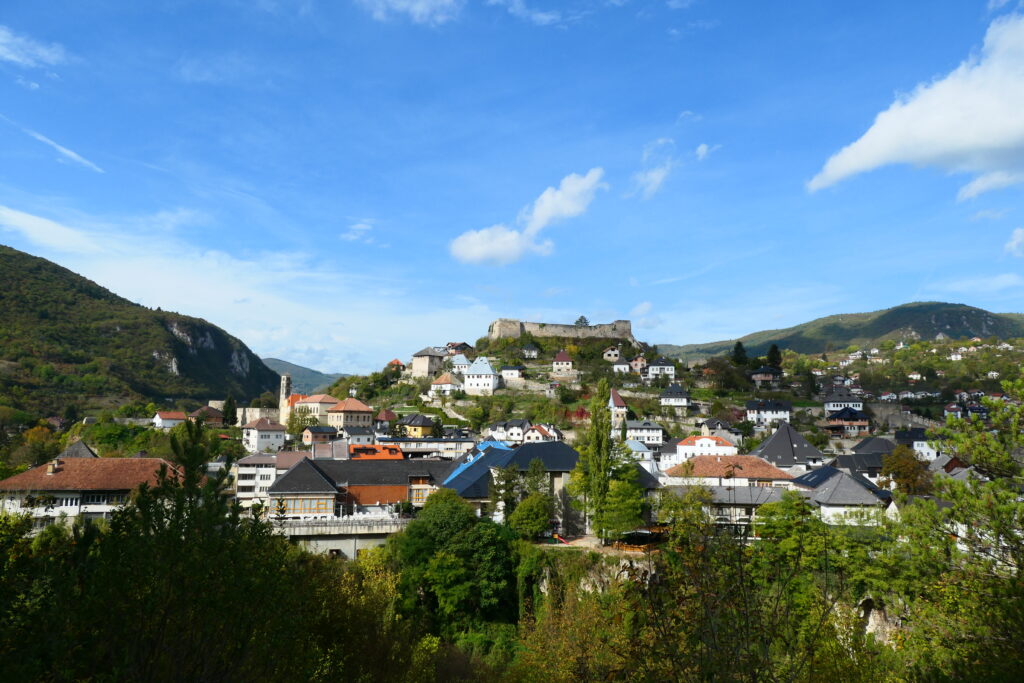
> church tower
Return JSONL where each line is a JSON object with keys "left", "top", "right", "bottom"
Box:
{"left": 279, "top": 374, "right": 292, "bottom": 426}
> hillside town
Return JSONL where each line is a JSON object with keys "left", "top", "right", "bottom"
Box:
{"left": 1, "top": 319, "right": 1010, "bottom": 558}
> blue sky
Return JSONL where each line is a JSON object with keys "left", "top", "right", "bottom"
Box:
{"left": 2, "top": 1, "right": 1023, "bottom": 373}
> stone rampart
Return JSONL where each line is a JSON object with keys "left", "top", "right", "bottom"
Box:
{"left": 488, "top": 318, "right": 636, "bottom": 343}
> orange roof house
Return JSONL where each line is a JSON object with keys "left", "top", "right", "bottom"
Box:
{"left": 349, "top": 444, "right": 405, "bottom": 460}
{"left": 666, "top": 455, "right": 792, "bottom": 483}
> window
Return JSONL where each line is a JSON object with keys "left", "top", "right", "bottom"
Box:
{"left": 82, "top": 493, "right": 106, "bottom": 505}
{"left": 58, "top": 496, "right": 79, "bottom": 507}
{"left": 238, "top": 486, "right": 255, "bottom": 493}
{"left": 259, "top": 474, "right": 272, "bottom": 481}
{"left": 238, "top": 473, "right": 255, "bottom": 481}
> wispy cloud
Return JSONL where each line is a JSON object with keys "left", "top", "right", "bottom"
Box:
{"left": 808, "top": 14, "right": 1024, "bottom": 199}
{"left": 695, "top": 142, "right": 721, "bottom": 161}
{"left": 340, "top": 220, "right": 380, "bottom": 245}
{"left": 22, "top": 128, "right": 104, "bottom": 173}
{"left": 355, "top": 0, "right": 465, "bottom": 25}
{"left": 0, "top": 205, "right": 103, "bottom": 253}
{"left": 675, "top": 110, "right": 701, "bottom": 124}
{"left": 15, "top": 76, "right": 39, "bottom": 90}
{"left": 450, "top": 167, "right": 607, "bottom": 265}
{"left": 0, "top": 25, "right": 66, "bottom": 68}
{"left": 486, "top": 0, "right": 561, "bottom": 26}
{"left": 631, "top": 138, "right": 676, "bottom": 199}
{"left": 971, "top": 208, "right": 1009, "bottom": 220}
{"left": 1005, "top": 227, "right": 1024, "bottom": 256}
{"left": 937, "top": 272, "right": 1024, "bottom": 293}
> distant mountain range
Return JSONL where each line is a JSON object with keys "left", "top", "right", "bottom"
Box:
{"left": 261, "top": 358, "right": 345, "bottom": 394}
{"left": 659, "top": 302, "right": 1024, "bottom": 362}
{"left": 0, "top": 245, "right": 280, "bottom": 413}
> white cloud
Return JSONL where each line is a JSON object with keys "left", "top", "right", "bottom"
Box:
{"left": 695, "top": 142, "right": 721, "bottom": 161}
{"left": 971, "top": 208, "right": 1009, "bottom": 220}
{"left": 0, "top": 204, "right": 497, "bottom": 373}
{"left": 451, "top": 168, "right": 606, "bottom": 265}
{"left": 675, "top": 110, "right": 701, "bottom": 124}
{"left": 21, "top": 128, "right": 104, "bottom": 173}
{"left": 808, "top": 14, "right": 1024, "bottom": 199}
{"left": 355, "top": 0, "right": 465, "bottom": 24}
{"left": 450, "top": 223, "right": 552, "bottom": 265}
{"left": 631, "top": 139, "right": 675, "bottom": 199}
{"left": 487, "top": 0, "right": 561, "bottom": 25}
{"left": 15, "top": 76, "right": 39, "bottom": 90}
{"left": 0, "top": 26, "right": 66, "bottom": 68}
{"left": 340, "top": 221, "right": 376, "bottom": 243}
{"left": 0, "top": 205, "right": 103, "bottom": 253}
{"left": 939, "top": 272, "right": 1024, "bottom": 293}
{"left": 989, "top": 0, "right": 1012, "bottom": 11}
{"left": 1005, "top": 227, "right": 1024, "bottom": 256}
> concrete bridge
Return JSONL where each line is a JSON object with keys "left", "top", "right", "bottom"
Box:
{"left": 275, "top": 517, "right": 411, "bottom": 558}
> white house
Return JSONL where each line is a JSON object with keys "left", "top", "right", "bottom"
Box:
{"left": 646, "top": 357, "right": 676, "bottom": 380}
{"left": 602, "top": 346, "right": 621, "bottom": 362}
{"left": 429, "top": 372, "right": 463, "bottom": 397}
{"left": 987, "top": 370, "right": 1001, "bottom": 379}
{"left": 450, "top": 354, "right": 471, "bottom": 374}
{"left": 823, "top": 386, "right": 863, "bottom": 413}
{"left": 500, "top": 365, "right": 525, "bottom": 381}
{"left": 552, "top": 350, "right": 574, "bottom": 375}
{"left": 662, "top": 455, "right": 793, "bottom": 488}
{"left": 0, "top": 457, "right": 179, "bottom": 530}
{"left": 521, "top": 343, "right": 540, "bottom": 359}
{"left": 487, "top": 419, "right": 532, "bottom": 444}
{"left": 233, "top": 454, "right": 279, "bottom": 509}
{"left": 242, "top": 417, "right": 287, "bottom": 453}
{"left": 660, "top": 383, "right": 691, "bottom": 409}
{"left": 626, "top": 419, "right": 666, "bottom": 447}
{"left": 745, "top": 400, "right": 792, "bottom": 427}
{"left": 523, "top": 424, "right": 563, "bottom": 443}
{"left": 464, "top": 356, "right": 501, "bottom": 396}
{"left": 153, "top": 411, "right": 186, "bottom": 430}
{"left": 612, "top": 358, "right": 631, "bottom": 374}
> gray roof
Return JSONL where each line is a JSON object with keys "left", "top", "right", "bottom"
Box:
{"left": 746, "top": 399, "right": 791, "bottom": 411}
{"left": 791, "top": 466, "right": 885, "bottom": 506}
{"left": 633, "top": 464, "right": 662, "bottom": 491}
{"left": 270, "top": 457, "right": 458, "bottom": 495}
{"left": 751, "top": 422, "right": 822, "bottom": 468}
{"left": 397, "top": 413, "right": 436, "bottom": 427}
{"left": 60, "top": 440, "right": 98, "bottom": 459}
{"left": 303, "top": 426, "right": 337, "bottom": 434}
{"left": 442, "top": 441, "right": 580, "bottom": 500}
{"left": 342, "top": 426, "right": 374, "bottom": 436}
{"left": 412, "top": 347, "right": 447, "bottom": 357}
{"left": 851, "top": 437, "right": 895, "bottom": 454}
{"left": 626, "top": 420, "right": 664, "bottom": 431}
{"left": 824, "top": 386, "right": 859, "bottom": 402}
{"left": 268, "top": 458, "right": 339, "bottom": 495}
{"left": 661, "top": 383, "right": 690, "bottom": 398}
{"left": 827, "top": 452, "right": 885, "bottom": 474}
{"left": 466, "top": 356, "right": 497, "bottom": 375}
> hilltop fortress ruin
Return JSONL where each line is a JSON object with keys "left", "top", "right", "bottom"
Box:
{"left": 488, "top": 318, "right": 637, "bottom": 344}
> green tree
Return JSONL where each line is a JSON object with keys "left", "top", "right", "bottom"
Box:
{"left": 597, "top": 478, "right": 644, "bottom": 540}
{"left": 222, "top": 394, "right": 237, "bottom": 426}
{"left": 523, "top": 458, "right": 549, "bottom": 497}
{"left": 574, "top": 316, "right": 590, "bottom": 327}
{"left": 286, "top": 407, "right": 319, "bottom": 436}
{"left": 731, "top": 341, "right": 748, "bottom": 366}
{"left": 508, "top": 492, "right": 553, "bottom": 540}
{"left": 766, "top": 343, "right": 782, "bottom": 368}
{"left": 881, "top": 444, "right": 933, "bottom": 494}
{"left": 489, "top": 465, "right": 522, "bottom": 519}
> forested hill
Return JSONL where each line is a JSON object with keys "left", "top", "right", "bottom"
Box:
{"left": 0, "top": 245, "right": 279, "bottom": 412}
{"left": 261, "top": 358, "right": 344, "bottom": 394}
{"left": 660, "top": 302, "right": 1024, "bottom": 362}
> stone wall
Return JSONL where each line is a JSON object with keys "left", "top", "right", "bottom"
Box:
{"left": 488, "top": 318, "right": 636, "bottom": 343}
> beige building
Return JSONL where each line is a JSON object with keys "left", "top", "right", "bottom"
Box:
{"left": 411, "top": 347, "right": 447, "bottom": 378}
{"left": 326, "top": 397, "right": 374, "bottom": 429}
{"left": 292, "top": 394, "right": 340, "bottom": 426}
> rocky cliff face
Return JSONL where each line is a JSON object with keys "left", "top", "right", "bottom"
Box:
{"left": 0, "top": 244, "right": 279, "bottom": 411}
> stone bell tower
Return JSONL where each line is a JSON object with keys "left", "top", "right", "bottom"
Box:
{"left": 279, "top": 374, "right": 292, "bottom": 426}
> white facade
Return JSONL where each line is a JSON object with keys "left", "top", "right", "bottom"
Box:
{"left": 234, "top": 457, "right": 277, "bottom": 509}
{"left": 153, "top": 412, "right": 185, "bottom": 430}
{"left": 662, "top": 436, "right": 738, "bottom": 470}
{"left": 626, "top": 421, "right": 665, "bottom": 447}
{"left": 746, "top": 405, "right": 791, "bottom": 426}
{"left": 464, "top": 357, "right": 500, "bottom": 396}
{"left": 243, "top": 424, "right": 286, "bottom": 453}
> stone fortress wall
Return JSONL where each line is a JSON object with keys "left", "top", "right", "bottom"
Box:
{"left": 488, "top": 318, "right": 637, "bottom": 344}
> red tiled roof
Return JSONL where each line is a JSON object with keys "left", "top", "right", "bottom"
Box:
{"left": 327, "top": 397, "right": 373, "bottom": 413}
{"left": 609, "top": 388, "right": 627, "bottom": 408}
{"left": 375, "top": 409, "right": 398, "bottom": 421}
{"left": 0, "top": 458, "right": 181, "bottom": 492}
{"left": 528, "top": 425, "right": 552, "bottom": 437}
{"left": 554, "top": 350, "right": 572, "bottom": 363}
{"left": 287, "top": 394, "right": 309, "bottom": 407}
{"left": 388, "top": 358, "right": 405, "bottom": 366}
{"left": 189, "top": 406, "right": 223, "bottom": 418}
{"left": 275, "top": 451, "right": 311, "bottom": 470}
{"left": 296, "top": 394, "right": 340, "bottom": 405}
{"left": 431, "top": 372, "right": 459, "bottom": 386}
{"left": 156, "top": 411, "right": 187, "bottom": 420}
{"left": 666, "top": 455, "right": 792, "bottom": 480}
{"left": 678, "top": 435, "right": 734, "bottom": 448}
{"left": 242, "top": 417, "right": 286, "bottom": 430}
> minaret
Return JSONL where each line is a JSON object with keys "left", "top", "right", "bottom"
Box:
{"left": 279, "top": 374, "right": 292, "bottom": 426}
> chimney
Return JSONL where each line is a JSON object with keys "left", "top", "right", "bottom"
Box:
{"left": 47, "top": 459, "right": 61, "bottom": 475}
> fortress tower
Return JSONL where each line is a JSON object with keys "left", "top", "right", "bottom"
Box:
{"left": 278, "top": 373, "right": 292, "bottom": 426}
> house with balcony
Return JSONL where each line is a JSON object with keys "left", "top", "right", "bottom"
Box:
{"left": 242, "top": 417, "right": 287, "bottom": 453}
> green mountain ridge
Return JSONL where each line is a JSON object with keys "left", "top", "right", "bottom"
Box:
{"left": 261, "top": 358, "right": 345, "bottom": 394}
{"left": 659, "top": 302, "right": 1024, "bottom": 362}
{"left": 0, "top": 244, "right": 280, "bottom": 412}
